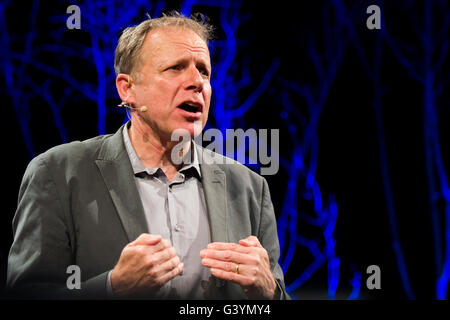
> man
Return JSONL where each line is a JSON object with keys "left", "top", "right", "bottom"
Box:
{"left": 7, "top": 13, "right": 288, "bottom": 300}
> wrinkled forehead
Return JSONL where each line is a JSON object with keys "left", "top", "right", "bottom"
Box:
{"left": 141, "top": 26, "right": 211, "bottom": 63}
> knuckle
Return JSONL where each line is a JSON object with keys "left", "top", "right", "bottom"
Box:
{"left": 259, "top": 247, "right": 269, "bottom": 258}
{"left": 169, "top": 247, "right": 177, "bottom": 257}
{"left": 160, "top": 249, "right": 170, "bottom": 261}
{"left": 148, "top": 269, "right": 157, "bottom": 278}
{"left": 136, "top": 233, "right": 147, "bottom": 241}
{"left": 122, "top": 245, "right": 133, "bottom": 256}
{"left": 248, "top": 255, "right": 259, "bottom": 265}
{"left": 161, "top": 239, "right": 171, "bottom": 248}
{"left": 224, "top": 251, "right": 232, "bottom": 260}
{"left": 135, "top": 246, "right": 146, "bottom": 257}
{"left": 171, "top": 266, "right": 181, "bottom": 277}
{"left": 141, "top": 233, "right": 151, "bottom": 240}
{"left": 171, "top": 256, "right": 180, "bottom": 268}
{"left": 146, "top": 256, "right": 157, "bottom": 267}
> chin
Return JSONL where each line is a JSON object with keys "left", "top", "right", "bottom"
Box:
{"left": 170, "top": 121, "right": 203, "bottom": 140}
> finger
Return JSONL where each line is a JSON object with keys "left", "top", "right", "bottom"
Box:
{"left": 151, "top": 246, "right": 177, "bottom": 264}
{"left": 202, "top": 258, "right": 246, "bottom": 274}
{"left": 206, "top": 242, "right": 253, "bottom": 254}
{"left": 200, "top": 249, "right": 257, "bottom": 265}
{"left": 131, "top": 239, "right": 172, "bottom": 258}
{"left": 146, "top": 238, "right": 172, "bottom": 255}
{"left": 239, "top": 236, "right": 262, "bottom": 248}
{"left": 130, "top": 234, "right": 162, "bottom": 246}
{"left": 156, "top": 260, "right": 184, "bottom": 285}
{"left": 151, "top": 254, "right": 181, "bottom": 276}
{"left": 209, "top": 267, "right": 254, "bottom": 287}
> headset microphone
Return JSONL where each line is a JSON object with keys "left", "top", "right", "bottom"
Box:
{"left": 118, "top": 102, "right": 147, "bottom": 112}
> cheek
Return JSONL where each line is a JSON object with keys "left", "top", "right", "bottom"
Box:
{"left": 203, "top": 86, "right": 212, "bottom": 108}
{"left": 140, "top": 83, "right": 173, "bottom": 112}
{"left": 136, "top": 85, "right": 156, "bottom": 108}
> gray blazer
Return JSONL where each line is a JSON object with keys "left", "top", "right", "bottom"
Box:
{"left": 7, "top": 125, "right": 288, "bottom": 299}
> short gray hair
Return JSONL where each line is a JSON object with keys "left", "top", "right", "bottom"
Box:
{"left": 114, "top": 12, "right": 214, "bottom": 77}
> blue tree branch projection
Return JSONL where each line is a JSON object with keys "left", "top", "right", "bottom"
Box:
{"left": 273, "top": 2, "right": 362, "bottom": 299}
{"left": 381, "top": 1, "right": 450, "bottom": 299}
{"left": 0, "top": 0, "right": 39, "bottom": 158}
{"left": 0, "top": 0, "right": 346, "bottom": 299}
{"left": 3, "top": 0, "right": 447, "bottom": 300}
{"left": 330, "top": 0, "right": 416, "bottom": 300}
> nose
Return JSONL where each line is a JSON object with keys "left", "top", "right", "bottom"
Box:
{"left": 185, "top": 66, "right": 204, "bottom": 93}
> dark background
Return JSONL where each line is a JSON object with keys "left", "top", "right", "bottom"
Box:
{"left": 1, "top": 0, "right": 449, "bottom": 300}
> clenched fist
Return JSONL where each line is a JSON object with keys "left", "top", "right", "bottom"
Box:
{"left": 110, "top": 233, "right": 183, "bottom": 297}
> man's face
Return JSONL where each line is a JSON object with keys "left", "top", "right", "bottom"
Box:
{"left": 132, "top": 26, "right": 212, "bottom": 140}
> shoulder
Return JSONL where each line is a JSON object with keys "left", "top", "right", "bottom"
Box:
{"left": 26, "top": 133, "right": 114, "bottom": 174}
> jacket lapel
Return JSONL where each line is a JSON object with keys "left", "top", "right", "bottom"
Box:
{"left": 196, "top": 144, "right": 229, "bottom": 244}
{"left": 196, "top": 144, "right": 230, "bottom": 291}
{"left": 95, "top": 125, "right": 148, "bottom": 242}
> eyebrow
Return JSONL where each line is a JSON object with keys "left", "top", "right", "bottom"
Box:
{"left": 165, "top": 56, "right": 211, "bottom": 71}
{"left": 195, "top": 60, "right": 211, "bottom": 73}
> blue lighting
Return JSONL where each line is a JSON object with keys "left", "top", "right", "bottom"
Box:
{"left": 2, "top": 0, "right": 448, "bottom": 300}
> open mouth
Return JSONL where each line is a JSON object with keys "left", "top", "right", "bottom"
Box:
{"left": 178, "top": 102, "right": 201, "bottom": 113}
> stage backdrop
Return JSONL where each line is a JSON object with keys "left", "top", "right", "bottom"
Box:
{"left": 1, "top": 0, "right": 449, "bottom": 300}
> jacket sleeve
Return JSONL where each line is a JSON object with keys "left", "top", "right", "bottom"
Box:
{"left": 6, "top": 154, "right": 108, "bottom": 299}
{"left": 258, "top": 177, "right": 291, "bottom": 300}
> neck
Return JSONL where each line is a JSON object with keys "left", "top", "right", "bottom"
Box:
{"left": 128, "top": 116, "right": 191, "bottom": 181}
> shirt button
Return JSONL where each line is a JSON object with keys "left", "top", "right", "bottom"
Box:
{"left": 174, "top": 224, "right": 182, "bottom": 232}
{"left": 169, "top": 186, "right": 173, "bottom": 193}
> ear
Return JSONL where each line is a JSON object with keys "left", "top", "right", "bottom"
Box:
{"left": 116, "top": 74, "right": 136, "bottom": 105}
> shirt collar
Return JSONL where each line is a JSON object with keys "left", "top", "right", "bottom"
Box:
{"left": 122, "top": 122, "right": 201, "bottom": 179}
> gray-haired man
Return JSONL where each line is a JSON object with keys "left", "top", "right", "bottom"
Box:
{"left": 7, "top": 13, "right": 288, "bottom": 300}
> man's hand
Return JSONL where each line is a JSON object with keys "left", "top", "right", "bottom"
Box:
{"left": 110, "top": 233, "right": 183, "bottom": 297}
{"left": 200, "top": 236, "right": 278, "bottom": 299}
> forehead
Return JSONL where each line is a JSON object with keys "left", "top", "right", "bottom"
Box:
{"left": 141, "top": 26, "right": 210, "bottom": 64}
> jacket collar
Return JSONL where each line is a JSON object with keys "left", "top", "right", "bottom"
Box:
{"left": 95, "top": 124, "right": 148, "bottom": 242}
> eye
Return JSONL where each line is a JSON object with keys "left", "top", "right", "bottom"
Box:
{"left": 169, "top": 64, "right": 183, "bottom": 71}
{"left": 198, "top": 66, "right": 210, "bottom": 78}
